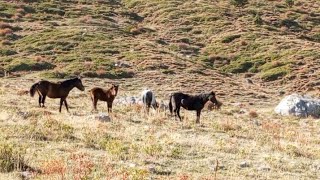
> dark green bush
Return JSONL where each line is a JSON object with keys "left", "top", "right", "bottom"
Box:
{"left": 222, "top": 34, "right": 241, "bottom": 43}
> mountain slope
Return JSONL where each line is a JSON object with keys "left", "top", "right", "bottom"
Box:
{"left": 0, "top": 0, "right": 319, "bottom": 93}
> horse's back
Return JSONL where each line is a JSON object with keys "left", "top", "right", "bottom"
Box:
{"left": 90, "top": 87, "right": 104, "bottom": 96}
{"left": 141, "top": 90, "right": 153, "bottom": 105}
{"left": 90, "top": 87, "right": 112, "bottom": 101}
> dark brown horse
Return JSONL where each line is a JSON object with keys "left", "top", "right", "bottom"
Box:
{"left": 169, "top": 91, "right": 220, "bottom": 123}
{"left": 30, "top": 77, "right": 85, "bottom": 112}
{"left": 89, "top": 84, "right": 119, "bottom": 112}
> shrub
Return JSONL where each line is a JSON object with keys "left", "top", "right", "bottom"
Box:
{"left": 249, "top": 111, "right": 258, "bottom": 118}
{"left": 0, "top": 141, "right": 28, "bottom": 172}
{"left": 285, "top": 0, "right": 294, "bottom": 7}
{"left": 42, "top": 159, "right": 66, "bottom": 179}
{"left": 254, "top": 13, "right": 263, "bottom": 25}
{"left": 23, "top": 118, "right": 75, "bottom": 141}
{"left": 260, "top": 66, "right": 289, "bottom": 81}
{"left": 43, "top": 8, "right": 65, "bottom": 16}
{"left": 103, "top": 139, "right": 129, "bottom": 157}
{"left": 230, "top": 0, "right": 249, "bottom": 7}
{"left": 221, "top": 34, "right": 241, "bottom": 43}
{"left": 144, "top": 144, "right": 163, "bottom": 157}
{"left": 222, "top": 59, "right": 254, "bottom": 73}
{"left": 170, "top": 145, "right": 183, "bottom": 159}
{"left": 40, "top": 70, "right": 69, "bottom": 79}
{"left": 5, "top": 60, "right": 55, "bottom": 72}
{"left": 0, "top": 49, "right": 17, "bottom": 56}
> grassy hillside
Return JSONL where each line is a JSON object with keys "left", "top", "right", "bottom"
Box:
{"left": 1, "top": 0, "right": 319, "bottom": 88}
{"left": 0, "top": 0, "right": 320, "bottom": 179}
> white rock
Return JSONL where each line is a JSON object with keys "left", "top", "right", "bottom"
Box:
{"left": 257, "top": 165, "right": 271, "bottom": 171}
{"left": 275, "top": 94, "right": 320, "bottom": 118}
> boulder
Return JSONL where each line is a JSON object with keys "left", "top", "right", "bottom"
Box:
{"left": 275, "top": 94, "right": 320, "bottom": 118}
{"left": 87, "top": 113, "right": 111, "bottom": 122}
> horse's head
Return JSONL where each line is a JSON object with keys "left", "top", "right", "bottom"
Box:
{"left": 152, "top": 101, "right": 159, "bottom": 109}
{"left": 75, "top": 77, "right": 85, "bottom": 91}
{"left": 208, "top": 91, "right": 222, "bottom": 109}
{"left": 111, "top": 84, "right": 119, "bottom": 96}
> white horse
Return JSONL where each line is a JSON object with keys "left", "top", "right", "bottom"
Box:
{"left": 141, "top": 89, "right": 158, "bottom": 113}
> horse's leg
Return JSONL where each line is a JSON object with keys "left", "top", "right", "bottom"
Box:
{"left": 173, "top": 106, "right": 178, "bottom": 120}
{"left": 146, "top": 103, "right": 151, "bottom": 114}
{"left": 42, "top": 95, "right": 46, "bottom": 107}
{"left": 177, "top": 106, "right": 182, "bottom": 121}
{"left": 196, "top": 110, "right": 201, "bottom": 124}
{"left": 107, "top": 102, "right": 112, "bottom": 113}
{"left": 64, "top": 99, "right": 69, "bottom": 112}
{"left": 93, "top": 98, "right": 98, "bottom": 111}
{"left": 59, "top": 98, "right": 64, "bottom": 113}
{"left": 38, "top": 95, "right": 42, "bottom": 107}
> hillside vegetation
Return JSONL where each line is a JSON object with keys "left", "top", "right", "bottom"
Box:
{"left": 0, "top": 0, "right": 319, "bottom": 90}
{"left": 0, "top": 0, "right": 320, "bottom": 179}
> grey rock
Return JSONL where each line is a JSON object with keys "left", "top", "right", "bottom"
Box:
{"left": 240, "top": 161, "right": 250, "bottom": 168}
{"left": 20, "top": 171, "right": 32, "bottom": 180}
{"left": 258, "top": 165, "right": 271, "bottom": 171}
{"left": 275, "top": 94, "right": 320, "bottom": 118}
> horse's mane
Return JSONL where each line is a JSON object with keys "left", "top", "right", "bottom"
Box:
{"left": 198, "top": 92, "right": 212, "bottom": 100}
{"left": 60, "top": 78, "right": 79, "bottom": 88}
{"left": 183, "top": 92, "right": 212, "bottom": 103}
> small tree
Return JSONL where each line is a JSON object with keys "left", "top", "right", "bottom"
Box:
{"left": 285, "top": 0, "right": 294, "bottom": 7}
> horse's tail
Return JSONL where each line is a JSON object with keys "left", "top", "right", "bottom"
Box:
{"left": 169, "top": 94, "right": 173, "bottom": 115}
{"left": 30, "top": 82, "right": 39, "bottom": 97}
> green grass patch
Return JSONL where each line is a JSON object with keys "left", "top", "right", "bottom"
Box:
{"left": 4, "top": 59, "right": 55, "bottom": 72}
{"left": 221, "top": 34, "right": 241, "bottom": 43}
{"left": 0, "top": 49, "right": 17, "bottom": 56}
{"left": 221, "top": 57, "right": 264, "bottom": 73}
{"left": 0, "top": 141, "right": 28, "bottom": 172}
{"left": 39, "top": 70, "right": 69, "bottom": 79}
{"left": 260, "top": 65, "right": 290, "bottom": 81}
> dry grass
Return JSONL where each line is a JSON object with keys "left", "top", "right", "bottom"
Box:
{"left": 0, "top": 78, "right": 319, "bottom": 179}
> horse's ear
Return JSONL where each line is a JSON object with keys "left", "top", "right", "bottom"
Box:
{"left": 209, "top": 91, "right": 215, "bottom": 99}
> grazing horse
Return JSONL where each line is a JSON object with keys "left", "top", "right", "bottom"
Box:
{"left": 169, "top": 91, "right": 220, "bottom": 123}
{"left": 141, "top": 89, "right": 158, "bottom": 113}
{"left": 30, "top": 77, "right": 85, "bottom": 112}
{"left": 89, "top": 84, "right": 119, "bottom": 112}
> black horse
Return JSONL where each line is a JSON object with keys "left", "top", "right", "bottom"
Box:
{"left": 169, "top": 91, "right": 220, "bottom": 123}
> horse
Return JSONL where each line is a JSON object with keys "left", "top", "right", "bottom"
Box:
{"left": 168, "top": 91, "right": 220, "bottom": 123}
{"left": 30, "top": 77, "right": 85, "bottom": 112}
{"left": 89, "top": 84, "right": 119, "bottom": 112}
{"left": 141, "top": 89, "right": 158, "bottom": 113}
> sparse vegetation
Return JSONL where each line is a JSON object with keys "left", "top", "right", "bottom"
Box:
{"left": 230, "top": 0, "right": 249, "bottom": 8}
{"left": 0, "top": 141, "right": 28, "bottom": 172}
{"left": 0, "top": 0, "right": 320, "bottom": 179}
{"left": 285, "top": 0, "right": 294, "bottom": 8}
